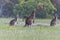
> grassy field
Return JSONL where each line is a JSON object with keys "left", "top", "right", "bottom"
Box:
{"left": 0, "top": 18, "right": 60, "bottom": 40}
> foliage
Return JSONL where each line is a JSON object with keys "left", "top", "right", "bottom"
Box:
{"left": 1, "top": 0, "right": 19, "bottom": 17}
{"left": 0, "top": 0, "right": 57, "bottom": 18}
{"left": 13, "top": 0, "right": 56, "bottom": 18}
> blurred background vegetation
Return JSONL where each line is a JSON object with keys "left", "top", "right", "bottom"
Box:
{"left": 0, "top": 0, "right": 60, "bottom": 18}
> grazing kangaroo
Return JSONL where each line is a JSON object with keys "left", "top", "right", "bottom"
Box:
{"left": 9, "top": 14, "right": 19, "bottom": 26}
{"left": 50, "top": 14, "right": 58, "bottom": 26}
{"left": 24, "top": 10, "right": 35, "bottom": 27}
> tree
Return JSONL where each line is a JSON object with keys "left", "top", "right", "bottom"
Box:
{"left": 13, "top": 0, "right": 56, "bottom": 18}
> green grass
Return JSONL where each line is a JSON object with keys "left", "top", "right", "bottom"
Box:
{"left": 0, "top": 18, "right": 41, "bottom": 40}
{"left": 0, "top": 18, "right": 60, "bottom": 40}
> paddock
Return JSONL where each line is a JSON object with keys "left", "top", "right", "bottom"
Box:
{"left": 0, "top": 18, "right": 60, "bottom": 40}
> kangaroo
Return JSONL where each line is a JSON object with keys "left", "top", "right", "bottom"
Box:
{"left": 31, "top": 10, "right": 35, "bottom": 23}
{"left": 50, "top": 14, "right": 58, "bottom": 26}
{"left": 9, "top": 14, "right": 19, "bottom": 26}
{"left": 24, "top": 10, "right": 35, "bottom": 27}
{"left": 24, "top": 16, "right": 33, "bottom": 27}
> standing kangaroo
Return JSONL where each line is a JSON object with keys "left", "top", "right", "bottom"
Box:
{"left": 9, "top": 14, "right": 19, "bottom": 26}
{"left": 50, "top": 14, "right": 58, "bottom": 26}
{"left": 31, "top": 10, "right": 35, "bottom": 23}
{"left": 24, "top": 10, "right": 35, "bottom": 27}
